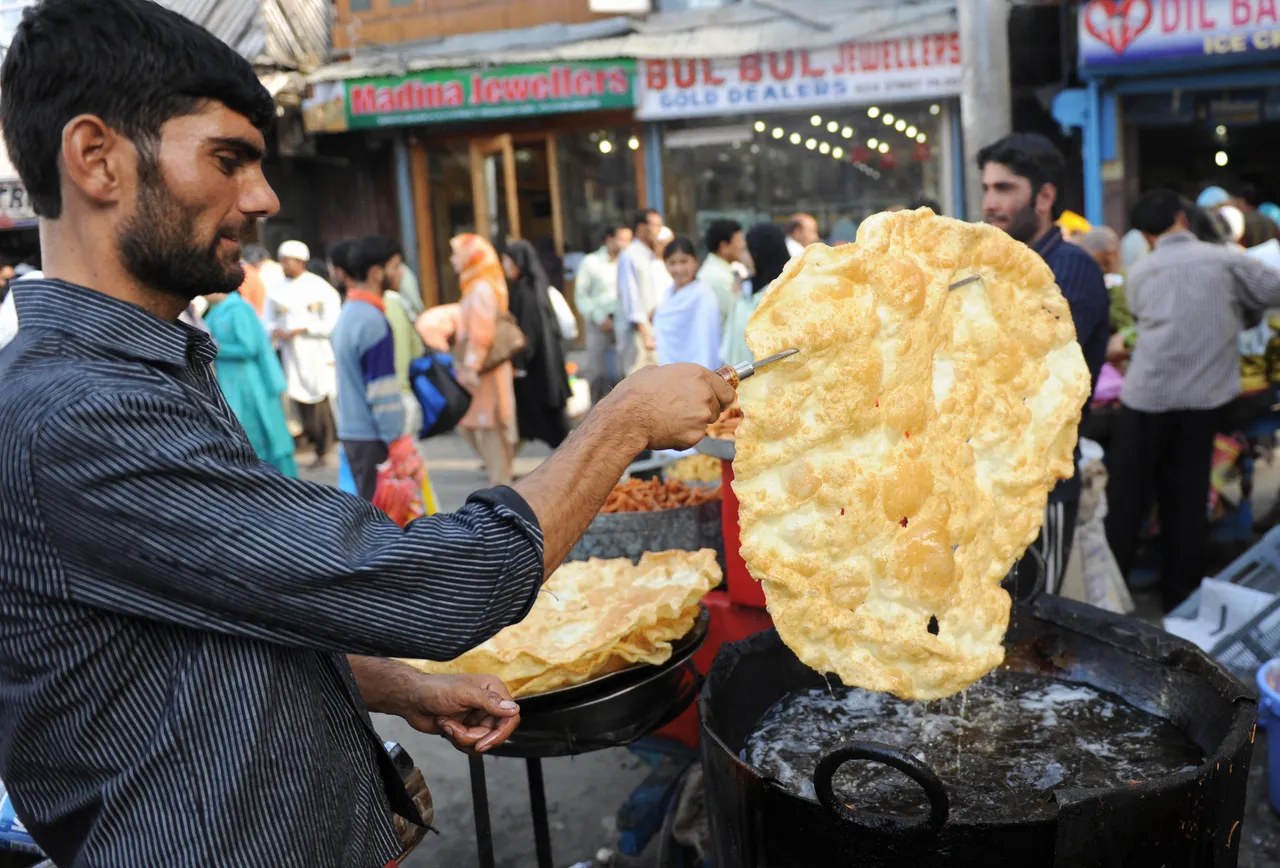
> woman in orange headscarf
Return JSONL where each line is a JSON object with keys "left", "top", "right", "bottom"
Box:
{"left": 448, "top": 233, "right": 518, "bottom": 485}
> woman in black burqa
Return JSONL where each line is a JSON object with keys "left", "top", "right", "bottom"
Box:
{"left": 501, "top": 240, "right": 571, "bottom": 448}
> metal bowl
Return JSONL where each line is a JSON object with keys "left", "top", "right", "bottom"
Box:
{"left": 491, "top": 607, "right": 710, "bottom": 758}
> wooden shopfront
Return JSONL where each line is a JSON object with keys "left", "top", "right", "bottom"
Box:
{"left": 309, "top": 59, "right": 645, "bottom": 307}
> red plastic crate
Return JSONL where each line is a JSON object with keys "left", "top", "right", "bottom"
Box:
{"left": 652, "top": 590, "right": 773, "bottom": 749}
{"left": 720, "top": 458, "right": 767, "bottom": 608}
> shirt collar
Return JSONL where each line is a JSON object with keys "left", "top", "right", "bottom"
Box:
{"left": 12, "top": 278, "right": 217, "bottom": 367}
{"left": 629, "top": 238, "right": 655, "bottom": 261}
{"left": 1155, "top": 229, "right": 1196, "bottom": 248}
{"left": 1031, "top": 226, "right": 1064, "bottom": 257}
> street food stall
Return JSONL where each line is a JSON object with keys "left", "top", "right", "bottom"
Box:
{"left": 369, "top": 209, "right": 1264, "bottom": 867}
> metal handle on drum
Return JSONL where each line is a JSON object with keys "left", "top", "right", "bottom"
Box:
{"left": 813, "top": 741, "right": 950, "bottom": 832}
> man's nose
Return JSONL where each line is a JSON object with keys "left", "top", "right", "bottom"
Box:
{"left": 241, "top": 172, "right": 281, "bottom": 220}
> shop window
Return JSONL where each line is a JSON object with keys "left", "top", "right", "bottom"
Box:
{"left": 348, "top": 0, "right": 373, "bottom": 12}
{"left": 659, "top": 102, "right": 946, "bottom": 248}
{"left": 555, "top": 126, "right": 639, "bottom": 260}
{"left": 389, "top": 0, "right": 416, "bottom": 6}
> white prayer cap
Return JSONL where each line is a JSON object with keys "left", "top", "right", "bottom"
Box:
{"left": 277, "top": 240, "right": 310, "bottom": 262}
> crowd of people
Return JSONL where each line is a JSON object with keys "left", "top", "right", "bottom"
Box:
{"left": 573, "top": 206, "right": 823, "bottom": 408}
{"left": 175, "top": 230, "right": 579, "bottom": 496}
{"left": 974, "top": 133, "right": 1280, "bottom": 614}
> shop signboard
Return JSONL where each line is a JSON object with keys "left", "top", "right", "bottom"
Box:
{"left": 635, "top": 35, "right": 963, "bottom": 121}
{"left": 0, "top": 179, "right": 35, "bottom": 229}
{"left": 1080, "top": 0, "right": 1280, "bottom": 71}
{"left": 305, "top": 59, "right": 636, "bottom": 133}
{"left": 0, "top": 133, "right": 35, "bottom": 229}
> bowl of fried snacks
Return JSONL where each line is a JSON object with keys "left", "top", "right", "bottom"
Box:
{"left": 570, "top": 478, "right": 724, "bottom": 565}
{"left": 399, "top": 550, "right": 721, "bottom": 698}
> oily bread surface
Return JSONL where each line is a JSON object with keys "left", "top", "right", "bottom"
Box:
{"left": 733, "top": 209, "right": 1090, "bottom": 700}
{"left": 400, "top": 550, "right": 719, "bottom": 697}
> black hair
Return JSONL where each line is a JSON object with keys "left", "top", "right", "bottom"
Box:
{"left": 976, "top": 132, "right": 1067, "bottom": 219}
{"left": 662, "top": 235, "right": 698, "bottom": 261}
{"left": 1, "top": 0, "right": 275, "bottom": 219}
{"left": 327, "top": 239, "right": 355, "bottom": 275}
{"left": 705, "top": 219, "right": 742, "bottom": 256}
{"left": 1235, "top": 182, "right": 1263, "bottom": 208}
{"left": 785, "top": 214, "right": 812, "bottom": 237}
{"left": 1130, "top": 189, "right": 1184, "bottom": 236}
{"left": 600, "top": 224, "right": 627, "bottom": 244}
{"left": 631, "top": 208, "right": 660, "bottom": 232}
{"left": 1179, "top": 198, "right": 1228, "bottom": 244}
{"left": 909, "top": 196, "right": 942, "bottom": 214}
{"left": 746, "top": 223, "right": 790, "bottom": 297}
{"left": 347, "top": 235, "right": 400, "bottom": 282}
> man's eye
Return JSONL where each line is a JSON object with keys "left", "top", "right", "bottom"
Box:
{"left": 217, "top": 155, "right": 240, "bottom": 173}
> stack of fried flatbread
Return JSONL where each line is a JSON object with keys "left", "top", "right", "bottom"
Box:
{"left": 732, "top": 209, "right": 1090, "bottom": 700}
{"left": 400, "top": 550, "right": 719, "bottom": 698}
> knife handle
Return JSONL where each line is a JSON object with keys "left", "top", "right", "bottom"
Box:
{"left": 714, "top": 365, "right": 740, "bottom": 389}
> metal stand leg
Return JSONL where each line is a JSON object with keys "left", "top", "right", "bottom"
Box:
{"left": 526, "top": 758, "right": 554, "bottom": 868}
{"left": 468, "top": 754, "right": 496, "bottom": 868}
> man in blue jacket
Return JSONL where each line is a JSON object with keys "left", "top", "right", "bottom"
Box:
{"left": 332, "top": 235, "right": 408, "bottom": 500}
{"left": 979, "top": 133, "right": 1111, "bottom": 596}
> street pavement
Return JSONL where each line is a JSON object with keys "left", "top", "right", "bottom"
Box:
{"left": 300, "top": 434, "right": 651, "bottom": 868}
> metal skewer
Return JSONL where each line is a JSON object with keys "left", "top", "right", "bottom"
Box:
{"left": 714, "top": 349, "right": 799, "bottom": 389}
{"left": 949, "top": 274, "right": 983, "bottom": 290}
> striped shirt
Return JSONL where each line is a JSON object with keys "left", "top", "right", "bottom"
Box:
{"left": 1123, "top": 231, "right": 1280, "bottom": 412}
{"left": 0, "top": 280, "right": 544, "bottom": 867}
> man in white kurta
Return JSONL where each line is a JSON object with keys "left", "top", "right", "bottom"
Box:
{"left": 264, "top": 240, "right": 341, "bottom": 466}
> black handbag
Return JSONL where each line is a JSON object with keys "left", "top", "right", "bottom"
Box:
{"left": 409, "top": 352, "right": 472, "bottom": 439}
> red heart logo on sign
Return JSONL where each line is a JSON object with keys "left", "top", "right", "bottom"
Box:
{"left": 1084, "top": 0, "right": 1153, "bottom": 55}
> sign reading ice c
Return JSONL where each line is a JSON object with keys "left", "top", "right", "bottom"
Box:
{"left": 636, "top": 35, "right": 962, "bottom": 121}
{"left": 1080, "top": 0, "right": 1280, "bottom": 70}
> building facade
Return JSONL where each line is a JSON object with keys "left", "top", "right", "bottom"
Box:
{"left": 1069, "top": 0, "right": 1280, "bottom": 228}
{"left": 308, "top": 0, "right": 967, "bottom": 307}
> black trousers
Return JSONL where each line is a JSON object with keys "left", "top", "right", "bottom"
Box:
{"left": 295, "top": 397, "right": 335, "bottom": 459}
{"left": 343, "top": 439, "right": 389, "bottom": 502}
{"left": 1104, "top": 404, "right": 1221, "bottom": 612}
{"left": 1009, "top": 498, "right": 1080, "bottom": 601}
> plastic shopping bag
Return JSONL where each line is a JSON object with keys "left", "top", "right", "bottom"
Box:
{"left": 372, "top": 437, "right": 428, "bottom": 527}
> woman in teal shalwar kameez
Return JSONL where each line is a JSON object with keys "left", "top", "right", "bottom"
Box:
{"left": 204, "top": 291, "right": 299, "bottom": 477}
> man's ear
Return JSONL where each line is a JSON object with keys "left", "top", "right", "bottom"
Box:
{"left": 1036, "top": 182, "right": 1058, "bottom": 218}
{"left": 61, "top": 114, "right": 131, "bottom": 208}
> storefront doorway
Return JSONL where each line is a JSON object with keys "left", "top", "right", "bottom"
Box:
{"left": 421, "top": 117, "right": 640, "bottom": 306}
{"left": 467, "top": 133, "right": 565, "bottom": 256}
{"left": 1129, "top": 88, "right": 1280, "bottom": 205}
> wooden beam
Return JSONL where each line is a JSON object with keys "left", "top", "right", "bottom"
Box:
{"left": 408, "top": 137, "right": 438, "bottom": 310}
{"left": 501, "top": 135, "right": 520, "bottom": 241}
{"left": 545, "top": 134, "right": 565, "bottom": 256}
{"left": 469, "top": 139, "right": 491, "bottom": 243}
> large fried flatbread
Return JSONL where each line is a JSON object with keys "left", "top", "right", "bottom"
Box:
{"left": 400, "top": 550, "right": 719, "bottom": 698}
{"left": 733, "top": 209, "right": 1090, "bottom": 700}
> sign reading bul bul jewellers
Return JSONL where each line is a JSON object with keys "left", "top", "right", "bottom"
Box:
{"left": 1080, "top": 0, "right": 1280, "bottom": 71}
{"left": 340, "top": 59, "right": 636, "bottom": 130}
{"left": 636, "top": 35, "right": 963, "bottom": 121}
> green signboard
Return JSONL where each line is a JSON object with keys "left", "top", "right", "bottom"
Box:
{"left": 339, "top": 59, "right": 636, "bottom": 130}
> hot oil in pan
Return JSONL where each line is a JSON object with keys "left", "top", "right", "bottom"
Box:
{"left": 744, "top": 670, "right": 1202, "bottom": 821}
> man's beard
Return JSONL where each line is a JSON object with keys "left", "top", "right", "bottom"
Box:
{"left": 118, "top": 162, "right": 247, "bottom": 304}
{"left": 994, "top": 205, "right": 1042, "bottom": 245}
